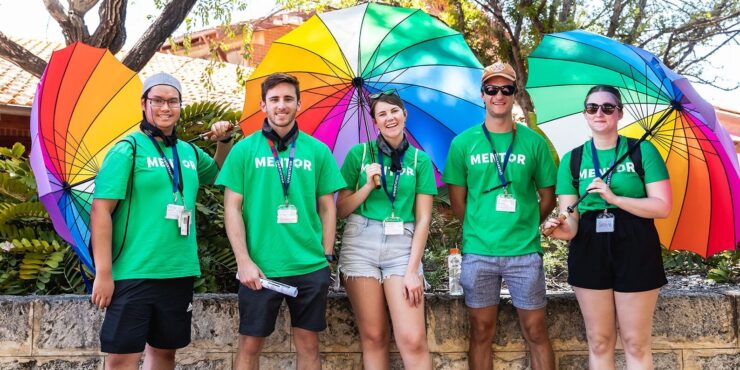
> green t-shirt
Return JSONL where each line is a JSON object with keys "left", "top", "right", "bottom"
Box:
{"left": 556, "top": 137, "right": 669, "bottom": 212}
{"left": 340, "top": 142, "right": 438, "bottom": 222}
{"left": 215, "top": 131, "right": 346, "bottom": 278}
{"left": 442, "top": 123, "right": 557, "bottom": 257}
{"left": 94, "top": 131, "right": 219, "bottom": 280}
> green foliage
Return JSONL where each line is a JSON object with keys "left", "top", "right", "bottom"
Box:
{"left": 178, "top": 101, "right": 241, "bottom": 293}
{"left": 0, "top": 144, "right": 86, "bottom": 295}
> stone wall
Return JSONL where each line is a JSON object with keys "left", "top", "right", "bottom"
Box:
{"left": 0, "top": 290, "right": 738, "bottom": 369}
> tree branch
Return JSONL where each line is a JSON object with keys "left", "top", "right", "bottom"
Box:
{"left": 624, "top": 0, "right": 647, "bottom": 44}
{"left": 0, "top": 32, "right": 47, "bottom": 78}
{"left": 43, "top": 0, "right": 93, "bottom": 44}
{"left": 89, "top": 0, "right": 127, "bottom": 53}
{"left": 122, "top": 0, "right": 198, "bottom": 72}
{"left": 606, "top": 0, "right": 623, "bottom": 37}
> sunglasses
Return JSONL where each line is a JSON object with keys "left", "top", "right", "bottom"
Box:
{"left": 481, "top": 84, "right": 516, "bottom": 96}
{"left": 368, "top": 89, "right": 398, "bottom": 99}
{"left": 584, "top": 103, "right": 622, "bottom": 115}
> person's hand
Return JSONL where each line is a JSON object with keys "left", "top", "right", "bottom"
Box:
{"left": 91, "top": 273, "right": 114, "bottom": 309}
{"left": 208, "top": 120, "right": 233, "bottom": 142}
{"left": 237, "top": 261, "right": 265, "bottom": 290}
{"left": 364, "top": 163, "right": 382, "bottom": 188}
{"left": 586, "top": 177, "right": 618, "bottom": 204}
{"left": 542, "top": 214, "right": 572, "bottom": 239}
{"left": 402, "top": 272, "right": 424, "bottom": 307}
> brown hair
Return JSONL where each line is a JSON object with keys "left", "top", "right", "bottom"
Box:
{"left": 369, "top": 93, "right": 406, "bottom": 117}
{"left": 261, "top": 73, "right": 300, "bottom": 101}
{"left": 584, "top": 85, "right": 623, "bottom": 108}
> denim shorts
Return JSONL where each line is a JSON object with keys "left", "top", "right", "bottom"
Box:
{"left": 460, "top": 252, "right": 546, "bottom": 310}
{"left": 338, "top": 214, "right": 422, "bottom": 282}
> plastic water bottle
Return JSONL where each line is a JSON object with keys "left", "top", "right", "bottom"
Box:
{"left": 448, "top": 248, "right": 463, "bottom": 296}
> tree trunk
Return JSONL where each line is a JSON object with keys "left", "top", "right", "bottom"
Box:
{"left": 90, "top": 0, "right": 128, "bottom": 53}
{"left": 0, "top": 33, "right": 47, "bottom": 78}
{"left": 122, "top": 0, "right": 198, "bottom": 72}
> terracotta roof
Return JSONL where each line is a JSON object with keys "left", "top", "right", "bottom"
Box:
{"left": 0, "top": 38, "right": 249, "bottom": 110}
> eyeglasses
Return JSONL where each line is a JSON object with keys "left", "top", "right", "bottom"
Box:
{"left": 147, "top": 97, "right": 181, "bottom": 109}
{"left": 481, "top": 84, "right": 516, "bottom": 96}
{"left": 368, "top": 89, "right": 398, "bottom": 99}
{"left": 584, "top": 103, "right": 621, "bottom": 115}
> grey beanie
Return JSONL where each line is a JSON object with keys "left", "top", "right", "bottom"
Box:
{"left": 142, "top": 72, "right": 182, "bottom": 97}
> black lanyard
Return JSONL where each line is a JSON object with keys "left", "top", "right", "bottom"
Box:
{"left": 481, "top": 123, "right": 516, "bottom": 193}
{"left": 268, "top": 137, "right": 297, "bottom": 205}
{"left": 590, "top": 136, "right": 620, "bottom": 206}
{"left": 146, "top": 135, "right": 183, "bottom": 200}
{"left": 377, "top": 149, "right": 404, "bottom": 213}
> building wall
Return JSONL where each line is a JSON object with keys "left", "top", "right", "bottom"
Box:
{"left": 0, "top": 113, "right": 31, "bottom": 150}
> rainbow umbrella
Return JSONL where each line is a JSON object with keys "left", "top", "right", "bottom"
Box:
{"left": 240, "top": 3, "right": 484, "bottom": 177}
{"left": 527, "top": 30, "right": 740, "bottom": 258}
{"left": 29, "top": 42, "right": 142, "bottom": 270}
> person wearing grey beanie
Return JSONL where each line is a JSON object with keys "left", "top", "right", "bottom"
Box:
{"left": 90, "top": 72, "right": 235, "bottom": 370}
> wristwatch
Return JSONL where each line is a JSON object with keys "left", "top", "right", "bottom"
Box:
{"left": 218, "top": 136, "right": 233, "bottom": 143}
{"left": 325, "top": 254, "right": 335, "bottom": 263}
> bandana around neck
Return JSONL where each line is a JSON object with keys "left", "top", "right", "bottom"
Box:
{"left": 261, "top": 118, "right": 299, "bottom": 151}
{"left": 140, "top": 117, "right": 177, "bottom": 147}
{"left": 376, "top": 134, "right": 409, "bottom": 172}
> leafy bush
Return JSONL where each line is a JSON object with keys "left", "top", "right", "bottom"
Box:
{"left": 0, "top": 143, "right": 86, "bottom": 294}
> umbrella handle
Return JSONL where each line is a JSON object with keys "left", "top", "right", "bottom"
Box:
{"left": 373, "top": 174, "right": 381, "bottom": 189}
{"left": 542, "top": 213, "right": 567, "bottom": 237}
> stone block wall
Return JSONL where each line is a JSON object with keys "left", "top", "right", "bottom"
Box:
{"left": 0, "top": 290, "right": 738, "bottom": 369}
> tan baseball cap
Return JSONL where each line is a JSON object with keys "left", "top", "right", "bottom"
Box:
{"left": 481, "top": 61, "right": 516, "bottom": 84}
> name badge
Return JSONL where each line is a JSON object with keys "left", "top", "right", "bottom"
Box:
{"left": 496, "top": 194, "right": 516, "bottom": 212}
{"left": 179, "top": 209, "right": 192, "bottom": 236}
{"left": 596, "top": 211, "right": 615, "bottom": 233}
{"left": 165, "top": 204, "right": 184, "bottom": 220}
{"left": 277, "top": 204, "right": 298, "bottom": 224}
{"left": 383, "top": 216, "right": 404, "bottom": 235}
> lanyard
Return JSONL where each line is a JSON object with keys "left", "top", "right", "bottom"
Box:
{"left": 268, "top": 138, "right": 297, "bottom": 205}
{"left": 590, "top": 136, "right": 620, "bottom": 206}
{"left": 481, "top": 123, "right": 516, "bottom": 193}
{"left": 377, "top": 150, "right": 404, "bottom": 215}
{"left": 146, "top": 135, "right": 183, "bottom": 201}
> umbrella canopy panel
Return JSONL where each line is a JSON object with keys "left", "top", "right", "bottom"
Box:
{"left": 241, "top": 3, "right": 485, "bottom": 175}
{"left": 30, "top": 42, "right": 142, "bottom": 269}
{"left": 527, "top": 30, "right": 740, "bottom": 257}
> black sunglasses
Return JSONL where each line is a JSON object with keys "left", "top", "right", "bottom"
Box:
{"left": 481, "top": 84, "right": 516, "bottom": 96}
{"left": 584, "top": 103, "right": 622, "bottom": 115}
{"left": 368, "top": 89, "right": 398, "bottom": 99}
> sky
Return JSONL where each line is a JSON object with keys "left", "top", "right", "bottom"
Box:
{"left": 0, "top": 0, "right": 737, "bottom": 109}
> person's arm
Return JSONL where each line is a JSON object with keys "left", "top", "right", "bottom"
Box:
{"left": 224, "top": 188, "right": 264, "bottom": 290}
{"left": 537, "top": 186, "right": 556, "bottom": 224}
{"left": 587, "top": 178, "right": 672, "bottom": 219}
{"left": 90, "top": 198, "right": 118, "bottom": 309}
{"left": 542, "top": 194, "right": 580, "bottom": 240}
{"left": 336, "top": 163, "right": 382, "bottom": 218}
{"left": 403, "top": 193, "right": 433, "bottom": 307}
{"left": 317, "top": 193, "right": 337, "bottom": 257}
{"left": 448, "top": 184, "right": 467, "bottom": 222}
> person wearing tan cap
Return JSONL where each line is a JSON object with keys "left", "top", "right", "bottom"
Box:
{"left": 442, "top": 61, "right": 557, "bottom": 370}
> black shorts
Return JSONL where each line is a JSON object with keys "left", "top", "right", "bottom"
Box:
{"left": 568, "top": 208, "right": 667, "bottom": 292}
{"left": 238, "top": 267, "right": 330, "bottom": 337}
{"left": 100, "top": 277, "right": 194, "bottom": 353}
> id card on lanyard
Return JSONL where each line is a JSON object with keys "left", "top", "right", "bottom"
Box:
{"left": 269, "top": 138, "right": 298, "bottom": 224}
{"left": 481, "top": 123, "right": 517, "bottom": 212}
{"left": 378, "top": 150, "right": 404, "bottom": 235}
{"left": 146, "top": 135, "right": 191, "bottom": 236}
{"left": 591, "top": 137, "right": 619, "bottom": 233}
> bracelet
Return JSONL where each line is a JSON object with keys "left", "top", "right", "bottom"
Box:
{"left": 218, "top": 136, "right": 233, "bottom": 144}
{"left": 325, "top": 254, "right": 335, "bottom": 263}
